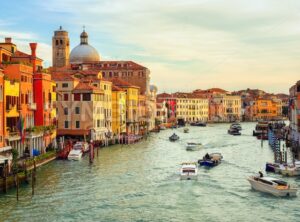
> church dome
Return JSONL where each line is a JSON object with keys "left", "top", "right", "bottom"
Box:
{"left": 70, "top": 30, "right": 100, "bottom": 64}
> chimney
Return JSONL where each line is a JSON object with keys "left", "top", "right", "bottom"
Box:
{"left": 5, "top": 37, "right": 12, "bottom": 43}
{"left": 29, "top": 43, "right": 37, "bottom": 73}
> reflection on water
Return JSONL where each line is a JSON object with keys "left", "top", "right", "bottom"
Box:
{"left": 0, "top": 123, "right": 299, "bottom": 222}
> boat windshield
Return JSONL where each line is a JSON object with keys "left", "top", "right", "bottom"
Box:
{"left": 73, "top": 144, "right": 82, "bottom": 150}
{"left": 183, "top": 169, "right": 195, "bottom": 173}
{"left": 257, "top": 178, "right": 273, "bottom": 185}
{"left": 272, "top": 180, "right": 287, "bottom": 186}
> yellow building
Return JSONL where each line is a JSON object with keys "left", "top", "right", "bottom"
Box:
{"left": 112, "top": 86, "right": 126, "bottom": 136}
{"left": 175, "top": 93, "right": 209, "bottom": 122}
{"left": 4, "top": 79, "right": 22, "bottom": 155}
{"left": 138, "top": 95, "right": 147, "bottom": 134}
{"left": 111, "top": 78, "right": 140, "bottom": 135}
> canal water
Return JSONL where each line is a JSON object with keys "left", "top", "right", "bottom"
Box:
{"left": 1, "top": 123, "right": 300, "bottom": 222}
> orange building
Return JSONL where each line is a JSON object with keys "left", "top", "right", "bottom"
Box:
{"left": 251, "top": 98, "right": 278, "bottom": 121}
{"left": 0, "top": 38, "right": 17, "bottom": 63}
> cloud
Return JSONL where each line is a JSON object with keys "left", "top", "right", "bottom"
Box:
{"left": 5, "top": 0, "right": 300, "bottom": 93}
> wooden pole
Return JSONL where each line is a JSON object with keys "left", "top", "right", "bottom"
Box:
{"left": 32, "top": 158, "right": 36, "bottom": 197}
{"left": 3, "top": 163, "right": 7, "bottom": 193}
{"left": 15, "top": 174, "right": 19, "bottom": 201}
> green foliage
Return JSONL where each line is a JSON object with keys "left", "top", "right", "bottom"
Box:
{"left": 25, "top": 151, "right": 56, "bottom": 167}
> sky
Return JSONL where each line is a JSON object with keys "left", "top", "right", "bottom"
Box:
{"left": 1, "top": 0, "right": 300, "bottom": 94}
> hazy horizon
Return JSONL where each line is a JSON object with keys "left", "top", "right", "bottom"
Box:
{"left": 1, "top": 0, "right": 300, "bottom": 94}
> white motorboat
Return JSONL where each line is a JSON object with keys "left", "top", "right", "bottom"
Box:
{"left": 280, "top": 162, "right": 300, "bottom": 176}
{"left": 186, "top": 142, "right": 202, "bottom": 151}
{"left": 67, "top": 149, "right": 83, "bottom": 161}
{"left": 247, "top": 175, "right": 297, "bottom": 197}
{"left": 73, "top": 141, "right": 89, "bottom": 153}
{"left": 180, "top": 163, "right": 198, "bottom": 180}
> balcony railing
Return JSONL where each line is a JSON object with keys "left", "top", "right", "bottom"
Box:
{"left": 28, "top": 102, "right": 37, "bottom": 110}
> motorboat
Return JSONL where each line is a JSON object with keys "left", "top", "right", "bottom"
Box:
{"left": 73, "top": 141, "right": 89, "bottom": 153}
{"left": 180, "top": 162, "right": 198, "bottom": 180}
{"left": 280, "top": 162, "right": 300, "bottom": 176}
{"left": 198, "top": 153, "right": 223, "bottom": 167}
{"left": 169, "top": 133, "right": 179, "bottom": 141}
{"left": 253, "top": 121, "right": 269, "bottom": 138}
{"left": 186, "top": 142, "right": 202, "bottom": 151}
{"left": 247, "top": 174, "right": 297, "bottom": 197}
{"left": 265, "top": 162, "right": 286, "bottom": 173}
{"left": 190, "top": 122, "right": 206, "bottom": 127}
{"left": 230, "top": 123, "right": 242, "bottom": 131}
{"left": 183, "top": 128, "right": 189, "bottom": 133}
{"left": 228, "top": 128, "right": 241, "bottom": 136}
{"left": 68, "top": 147, "right": 83, "bottom": 161}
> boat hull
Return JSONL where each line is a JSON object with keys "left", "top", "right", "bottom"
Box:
{"left": 247, "top": 178, "right": 297, "bottom": 197}
{"left": 180, "top": 174, "right": 198, "bottom": 180}
{"left": 67, "top": 154, "right": 82, "bottom": 161}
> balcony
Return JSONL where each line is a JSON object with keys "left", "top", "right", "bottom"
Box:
{"left": 28, "top": 102, "right": 37, "bottom": 110}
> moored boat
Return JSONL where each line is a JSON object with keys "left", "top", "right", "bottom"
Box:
{"left": 247, "top": 174, "right": 297, "bottom": 197}
{"left": 68, "top": 148, "right": 83, "bottom": 161}
{"left": 265, "top": 162, "right": 286, "bottom": 173}
{"left": 253, "top": 121, "right": 269, "bottom": 139}
{"left": 180, "top": 162, "right": 198, "bottom": 180}
{"left": 169, "top": 133, "right": 179, "bottom": 141}
{"left": 198, "top": 153, "right": 223, "bottom": 167}
{"left": 190, "top": 122, "right": 206, "bottom": 127}
{"left": 186, "top": 142, "right": 202, "bottom": 151}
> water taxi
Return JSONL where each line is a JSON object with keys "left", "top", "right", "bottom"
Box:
{"left": 73, "top": 141, "right": 89, "bottom": 153}
{"left": 180, "top": 162, "right": 198, "bottom": 180}
{"left": 247, "top": 174, "right": 297, "bottom": 197}
{"left": 68, "top": 148, "right": 83, "bottom": 161}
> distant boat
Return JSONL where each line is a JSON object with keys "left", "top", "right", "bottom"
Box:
{"left": 230, "top": 123, "right": 242, "bottom": 131}
{"left": 180, "top": 162, "right": 198, "bottom": 180}
{"left": 160, "top": 125, "right": 166, "bottom": 130}
{"left": 190, "top": 122, "right": 206, "bottom": 127}
{"left": 186, "top": 142, "right": 202, "bottom": 151}
{"left": 247, "top": 174, "right": 297, "bottom": 197}
{"left": 183, "top": 128, "right": 189, "bottom": 133}
{"left": 228, "top": 128, "right": 241, "bottom": 136}
{"left": 169, "top": 133, "right": 179, "bottom": 142}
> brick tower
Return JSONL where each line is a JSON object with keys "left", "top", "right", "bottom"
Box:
{"left": 52, "top": 26, "right": 70, "bottom": 68}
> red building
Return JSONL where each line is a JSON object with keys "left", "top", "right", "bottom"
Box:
{"left": 157, "top": 93, "right": 177, "bottom": 121}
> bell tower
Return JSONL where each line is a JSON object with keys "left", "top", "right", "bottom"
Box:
{"left": 52, "top": 26, "right": 70, "bottom": 68}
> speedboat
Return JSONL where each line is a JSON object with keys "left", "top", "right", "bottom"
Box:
{"left": 228, "top": 128, "right": 241, "bottom": 136}
{"left": 190, "top": 122, "right": 206, "bottom": 127}
{"left": 247, "top": 175, "right": 297, "bottom": 197}
{"left": 186, "top": 142, "right": 202, "bottom": 151}
{"left": 180, "top": 162, "right": 198, "bottom": 180}
{"left": 280, "top": 162, "right": 300, "bottom": 176}
{"left": 169, "top": 133, "right": 179, "bottom": 141}
{"left": 265, "top": 162, "right": 286, "bottom": 173}
{"left": 198, "top": 153, "right": 223, "bottom": 167}
{"left": 183, "top": 128, "right": 189, "bottom": 133}
{"left": 68, "top": 148, "right": 83, "bottom": 161}
{"left": 73, "top": 141, "right": 89, "bottom": 153}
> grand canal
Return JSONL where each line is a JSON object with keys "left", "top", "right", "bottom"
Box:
{"left": 1, "top": 123, "right": 300, "bottom": 222}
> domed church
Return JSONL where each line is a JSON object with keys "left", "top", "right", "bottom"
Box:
{"left": 69, "top": 29, "right": 100, "bottom": 64}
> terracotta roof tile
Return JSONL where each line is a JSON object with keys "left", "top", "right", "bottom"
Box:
{"left": 110, "top": 78, "right": 140, "bottom": 88}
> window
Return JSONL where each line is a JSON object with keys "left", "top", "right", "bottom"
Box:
{"left": 62, "top": 83, "right": 68, "bottom": 88}
{"left": 64, "top": 121, "right": 69, "bottom": 128}
{"left": 75, "top": 107, "right": 80, "bottom": 114}
{"left": 64, "top": 94, "right": 69, "bottom": 101}
{"left": 82, "top": 93, "right": 91, "bottom": 101}
{"left": 75, "top": 121, "right": 80, "bottom": 129}
{"left": 56, "top": 40, "right": 59, "bottom": 46}
{"left": 64, "top": 107, "right": 68, "bottom": 115}
{"left": 97, "top": 119, "right": 100, "bottom": 127}
{"left": 74, "top": 93, "right": 81, "bottom": 101}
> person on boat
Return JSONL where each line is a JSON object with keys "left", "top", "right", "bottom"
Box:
{"left": 204, "top": 153, "right": 210, "bottom": 160}
{"left": 259, "top": 171, "right": 263, "bottom": 178}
